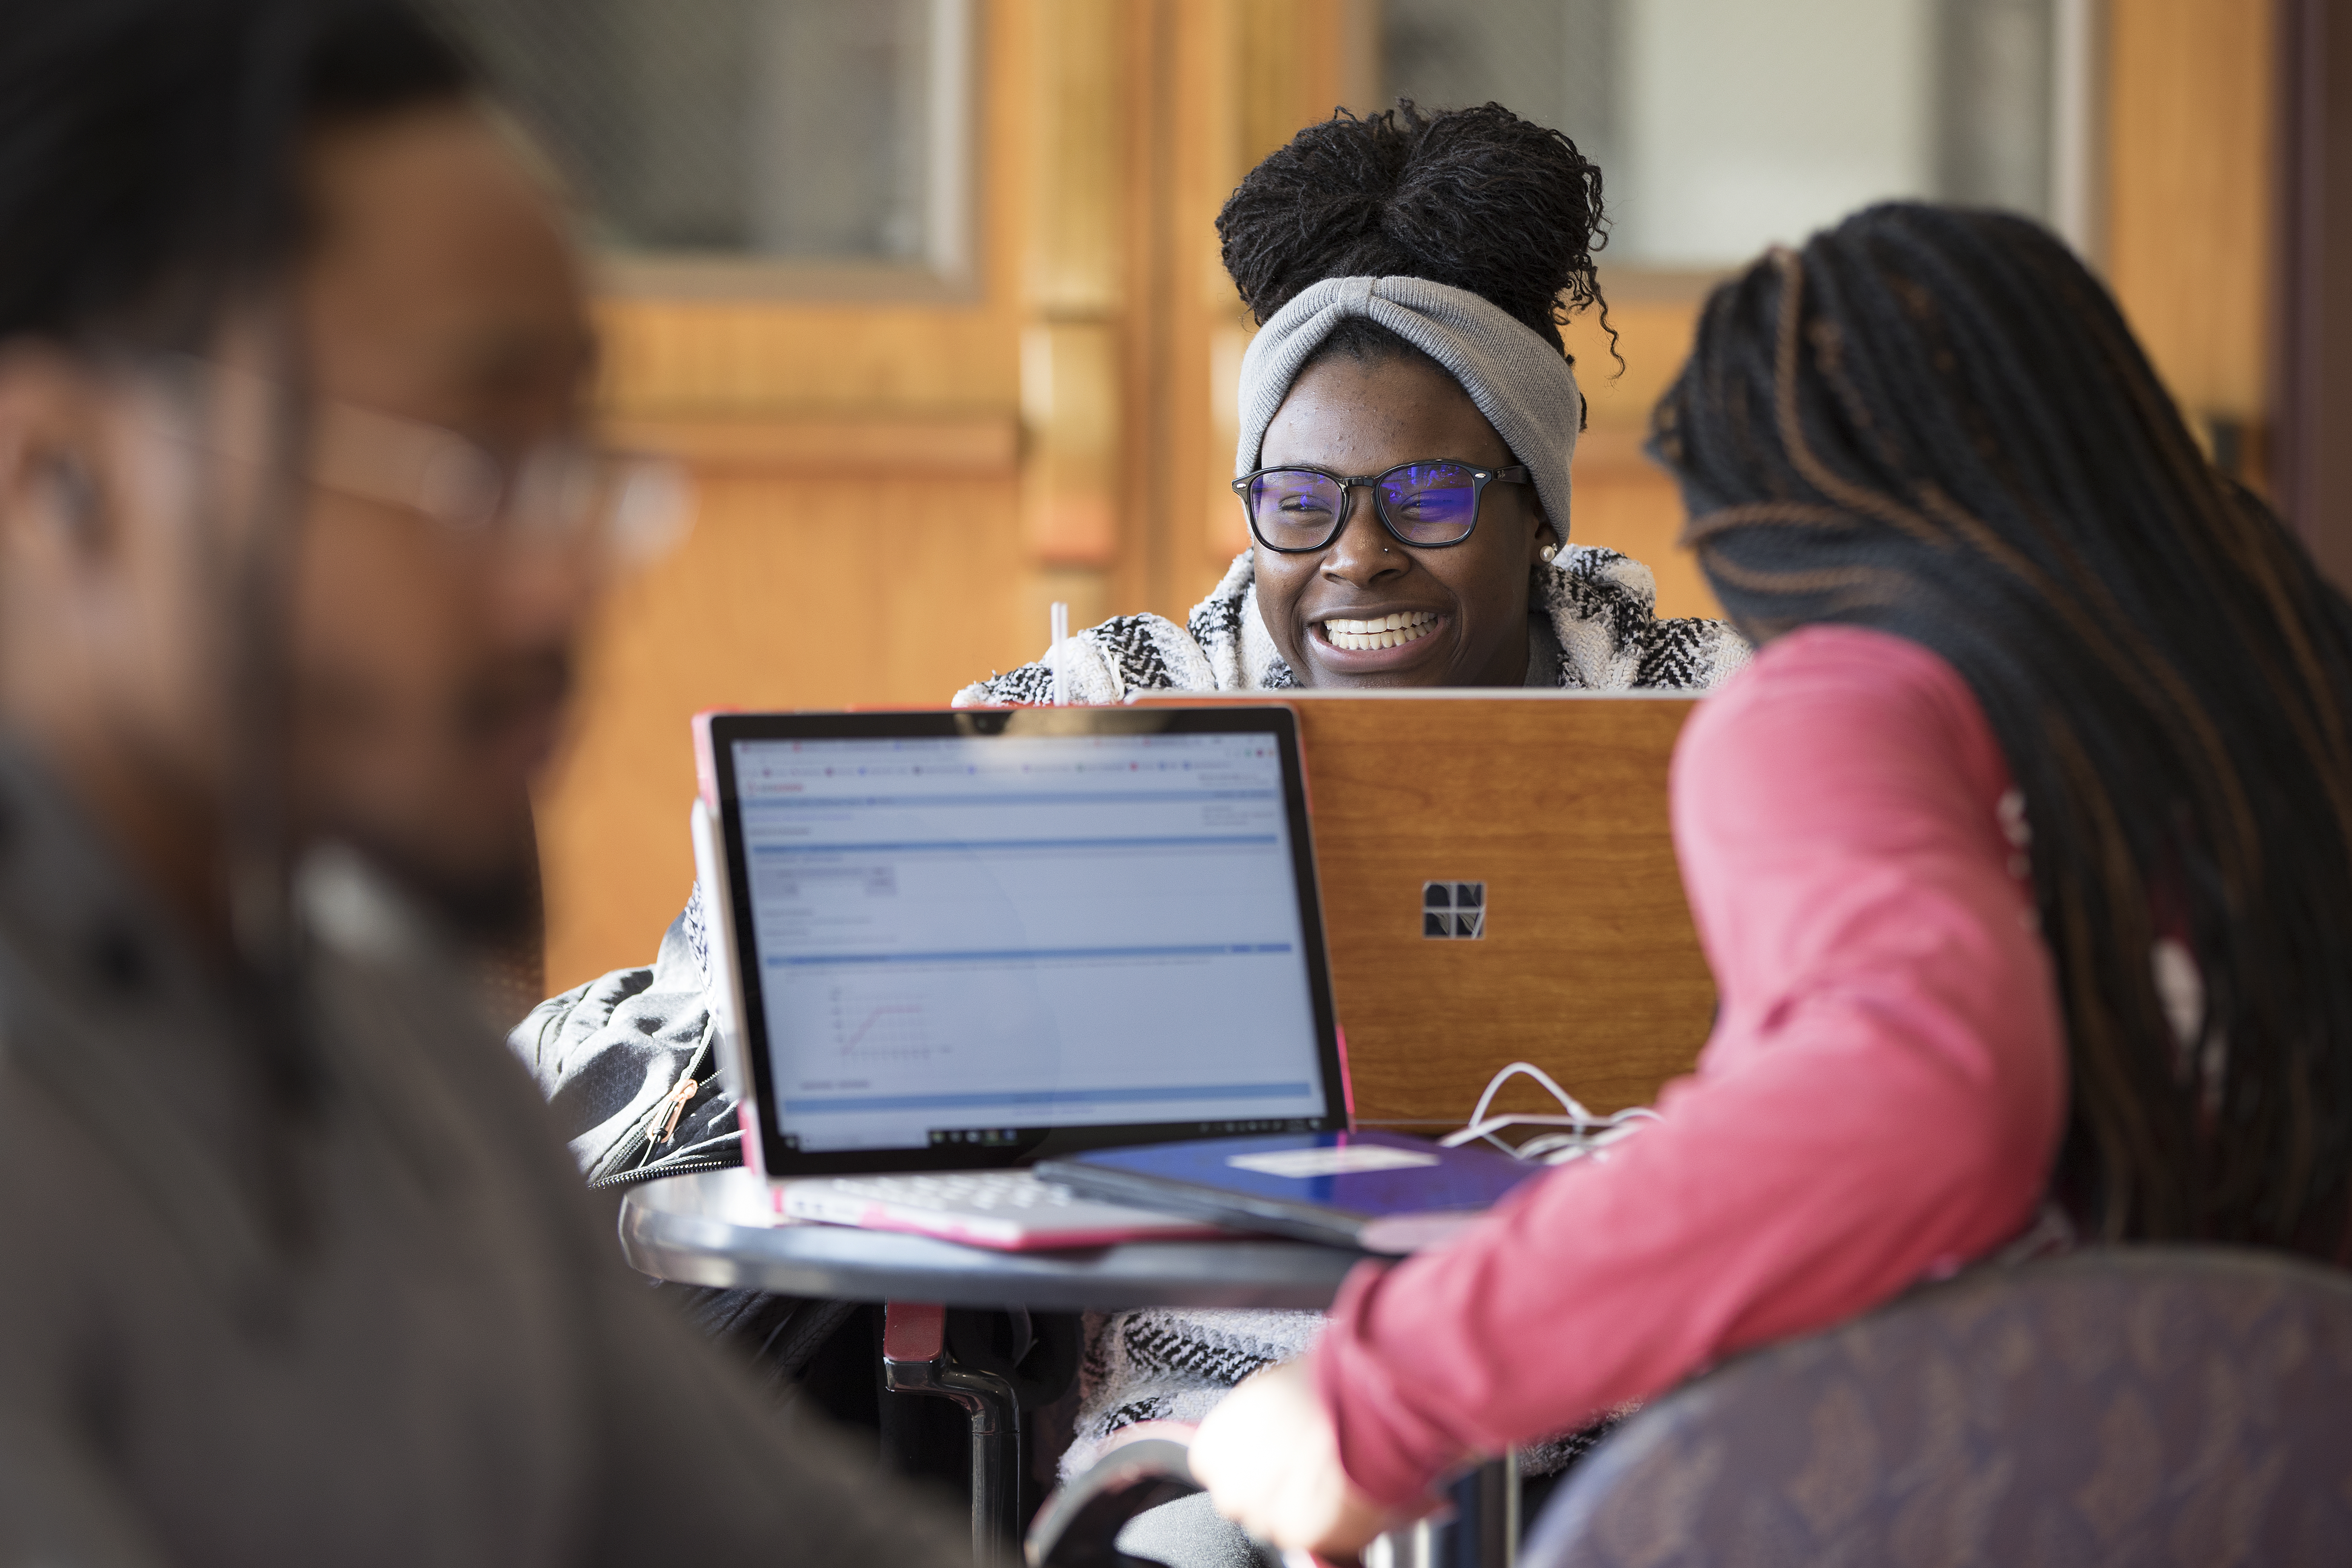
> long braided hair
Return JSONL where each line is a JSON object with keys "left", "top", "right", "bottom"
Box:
{"left": 1652, "top": 202, "right": 2352, "bottom": 1258}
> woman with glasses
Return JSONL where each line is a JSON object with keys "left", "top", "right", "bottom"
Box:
{"left": 968, "top": 106, "right": 1742, "bottom": 1543}
{"left": 956, "top": 101, "right": 1747, "bottom": 705}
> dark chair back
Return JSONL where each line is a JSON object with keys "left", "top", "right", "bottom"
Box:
{"left": 1525, "top": 1248, "right": 2352, "bottom": 1567}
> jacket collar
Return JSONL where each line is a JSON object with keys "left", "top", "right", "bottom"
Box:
{"left": 1193, "top": 545, "right": 1665, "bottom": 691}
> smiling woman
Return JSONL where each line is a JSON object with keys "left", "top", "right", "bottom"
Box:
{"left": 956, "top": 101, "right": 1747, "bottom": 707}
{"left": 935, "top": 100, "right": 1753, "bottom": 1565}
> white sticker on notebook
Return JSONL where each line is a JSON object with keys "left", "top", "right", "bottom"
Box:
{"left": 1226, "top": 1147, "right": 1442, "bottom": 1179}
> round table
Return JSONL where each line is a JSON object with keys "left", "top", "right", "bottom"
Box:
{"left": 618, "top": 1170, "right": 1507, "bottom": 1568}
{"left": 618, "top": 1167, "right": 1363, "bottom": 1310}
{"left": 621, "top": 1168, "right": 1362, "bottom": 1562}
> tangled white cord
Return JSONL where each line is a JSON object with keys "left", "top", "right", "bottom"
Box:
{"left": 1438, "top": 1061, "right": 1661, "bottom": 1166}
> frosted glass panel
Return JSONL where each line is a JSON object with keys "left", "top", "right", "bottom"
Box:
{"left": 1618, "top": 0, "right": 1935, "bottom": 265}
{"left": 1381, "top": 0, "right": 2061, "bottom": 270}
{"left": 438, "top": 0, "right": 972, "bottom": 271}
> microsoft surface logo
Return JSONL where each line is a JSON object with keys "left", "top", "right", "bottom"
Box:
{"left": 1423, "top": 881, "right": 1485, "bottom": 939}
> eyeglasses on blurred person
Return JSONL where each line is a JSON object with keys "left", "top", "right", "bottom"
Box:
{"left": 0, "top": 1, "right": 966, "bottom": 1562}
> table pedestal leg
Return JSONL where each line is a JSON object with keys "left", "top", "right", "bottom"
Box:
{"left": 1362, "top": 1452, "right": 1518, "bottom": 1568}
{"left": 883, "top": 1301, "right": 1021, "bottom": 1565}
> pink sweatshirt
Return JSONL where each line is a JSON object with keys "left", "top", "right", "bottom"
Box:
{"left": 1310, "top": 624, "right": 2070, "bottom": 1509}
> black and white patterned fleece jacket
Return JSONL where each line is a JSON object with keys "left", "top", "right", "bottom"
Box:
{"left": 953, "top": 545, "right": 1749, "bottom": 706}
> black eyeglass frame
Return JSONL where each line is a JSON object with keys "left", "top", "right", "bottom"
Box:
{"left": 1232, "top": 461, "right": 1534, "bottom": 553}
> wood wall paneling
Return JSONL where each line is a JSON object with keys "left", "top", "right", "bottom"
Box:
{"left": 1020, "top": 323, "right": 1122, "bottom": 565}
{"left": 1022, "top": 0, "right": 1126, "bottom": 604}
{"left": 1560, "top": 288, "right": 1719, "bottom": 623}
{"left": 1177, "top": 0, "right": 1365, "bottom": 612}
{"left": 2105, "top": 0, "right": 2279, "bottom": 483}
{"left": 1022, "top": 0, "right": 1123, "bottom": 319}
{"left": 538, "top": 469, "right": 1030, "bottom": 988}
{"left": 607, "top": 412, "right": 1018, "bottom": 475}
{"left": 2271, "top": 0, "right": 2352, "bottom": 588}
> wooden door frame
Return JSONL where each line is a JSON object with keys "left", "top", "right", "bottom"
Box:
{"left": 2274, "top": 0, "right": 2352, "bottom": 590}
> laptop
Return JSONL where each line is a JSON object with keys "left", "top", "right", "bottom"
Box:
{"left": 1136, "top": 690, "right": 1716, "bottom": 1132}
{"left": 687, "top": 704, "right": 1354, "bottom": 1249}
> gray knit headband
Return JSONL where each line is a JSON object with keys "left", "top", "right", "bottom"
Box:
{"left": 1235, "top": 275, "right": 1583, "bottom": 537}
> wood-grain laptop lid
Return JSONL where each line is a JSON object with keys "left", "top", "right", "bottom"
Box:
{"left": 1137, "top": 691, "right": 1716, "bottom": 1130}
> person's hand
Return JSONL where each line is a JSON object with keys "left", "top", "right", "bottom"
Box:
{"left": 1188, "top": 1360, "right": 1394, "bottom": 1561}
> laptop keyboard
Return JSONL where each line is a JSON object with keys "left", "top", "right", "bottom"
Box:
{"left": 827, "top": 1171, "right": 1080, "bottom": 1212}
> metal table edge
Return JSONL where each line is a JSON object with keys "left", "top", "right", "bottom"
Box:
{"left": 616, "top": 1170, "right": 1362, "bottom": 1311}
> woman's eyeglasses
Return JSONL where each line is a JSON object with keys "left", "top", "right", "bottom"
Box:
{"left": 1233, "top": 460, "right": 1531, "bottom": 553}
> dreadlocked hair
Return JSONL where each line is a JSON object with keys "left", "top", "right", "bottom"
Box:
{"left": 1653, "top": 201, "right": 2352, "bottom": 1260}
{"left": 1216, "top": 100, "right": 1615, "bottom": 380}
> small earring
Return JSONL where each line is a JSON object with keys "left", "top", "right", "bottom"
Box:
{"left": 1538, "top": 543, "right": 1559, "bottom": 564}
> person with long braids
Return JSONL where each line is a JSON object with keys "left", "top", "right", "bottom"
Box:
{"left": 1187, "top": 201, "right": 2352, "bottom": 1556}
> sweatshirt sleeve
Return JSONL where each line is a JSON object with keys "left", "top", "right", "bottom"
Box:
{"left": 504, "top": 891, "right": 737, "bottom": 1183}
{"left": 1309, "top": 625, "right": 2069, "bottom": 1509}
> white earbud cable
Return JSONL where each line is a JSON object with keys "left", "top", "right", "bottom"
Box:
{"left": 1440, "top": 1059, "right": 1662, "bottom": 1165}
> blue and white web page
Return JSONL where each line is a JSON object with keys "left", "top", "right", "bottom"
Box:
{"left": 731, "top": 731, "right": 1328, "bottom": 1153}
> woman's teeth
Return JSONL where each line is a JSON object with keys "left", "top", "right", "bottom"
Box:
{"left": 1322, "top": 610, "right": 1438, "bottom": 651}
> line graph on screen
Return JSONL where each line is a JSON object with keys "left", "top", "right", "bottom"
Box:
{"left": 824, "top": 982, "right": 936, "bottom": 1062}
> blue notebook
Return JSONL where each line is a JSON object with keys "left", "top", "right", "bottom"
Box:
{"left": 1036, "top": 1129, "right": 1540, "bottom": 1254}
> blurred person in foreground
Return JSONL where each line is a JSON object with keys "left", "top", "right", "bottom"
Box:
{"left": 1187, "top": 203, "right": 2352, "bottom": 1555}
{"left": 0, "top": 1, "right": 967, "bottom": 1562}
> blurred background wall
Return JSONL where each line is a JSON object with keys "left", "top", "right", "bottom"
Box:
{"left": 433, "top": 0, "right": 2285, "bottom": 996}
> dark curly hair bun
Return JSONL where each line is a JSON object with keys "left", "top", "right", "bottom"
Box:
{"left": 1216, "top": 100, "right": 1607, "bottom": 356}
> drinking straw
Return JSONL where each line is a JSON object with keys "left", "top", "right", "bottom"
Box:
{"left": 1050, "top": 601, "right": 1070, "bottom": 706}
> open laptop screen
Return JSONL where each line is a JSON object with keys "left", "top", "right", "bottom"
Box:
{"left": 707, "top": 707, "right": 1346, "bottom": 1174}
